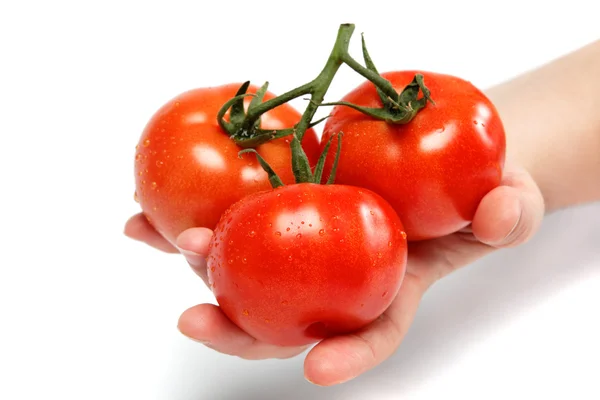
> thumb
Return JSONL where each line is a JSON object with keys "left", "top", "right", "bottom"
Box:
{"left": 472, "top": 164, "right": 545, "bottom": 248}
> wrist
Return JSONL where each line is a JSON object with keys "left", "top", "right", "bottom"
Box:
{"left": 485, "top": 40, "right": 600, "bottom": 213}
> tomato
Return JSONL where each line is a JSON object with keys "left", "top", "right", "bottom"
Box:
{"left": 206, "top": 183, "right": 408, "bottom": 347}
{"left": 321, "top": 71, "right": 506, "bottom": 241}
{"left": 134, "top": 84, "right": 320, "bottom": 245}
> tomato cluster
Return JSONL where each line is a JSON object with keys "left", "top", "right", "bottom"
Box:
{"left": 132, "top": 24, "right": 505, "bottom": 346}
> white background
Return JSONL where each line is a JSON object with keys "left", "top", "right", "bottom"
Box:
{"left": 1, "top": 1, "right": 599, "bottom": 399}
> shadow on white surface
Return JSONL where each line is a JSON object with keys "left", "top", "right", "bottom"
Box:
{"left": 163, "top": 203, "right": 600, "bottom": 400}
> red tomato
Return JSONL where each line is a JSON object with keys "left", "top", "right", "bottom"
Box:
{"left": 134, "top": 84, "right": 320, "bottom": 244}
{"left": 207, "top": 183, "right": 408, "bottom": 347}
{"left": 321, "top": 71, "right": 506, "bottom": 241}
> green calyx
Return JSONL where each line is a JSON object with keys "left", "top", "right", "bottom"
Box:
{"left": 239, "top": 132, "right": 343, "bottom": 188}
{"left": 217, "top": 23, "right": 434, "bottom": 149}
{"left": 315, "top": 34, "right": 434, "bottom": 124}
{"left": 218, "top": 82, "right": 328, "bottom": 148}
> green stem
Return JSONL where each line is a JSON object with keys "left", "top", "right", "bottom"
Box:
{"left": 340, "top": 53, "right": 399, "bottom": 100}
{"left": 244, "top": 24, "right": 354, "bottom": 142}
{"left": 219, "top": 22, "right": 432, "bottom": 146}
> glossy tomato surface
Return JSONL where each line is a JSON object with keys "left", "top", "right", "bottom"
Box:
{"left": 321, "top": 71, "right": 506, "bottom": 241}
{"left": 206, "top": 183, "right": 408, "bottom": 347}
{"left": 134, "top": 84, "right": 320, "bottom": 244}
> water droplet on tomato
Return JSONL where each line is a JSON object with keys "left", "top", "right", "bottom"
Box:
{"left": 340, "top": 239, "right": 344, "bottom": 243}
{"left": 152, "top": 206, "right": 157, "bottom": 211}
{"left": 264, "top": 319, "right": 270, "bottom": 323}
{"left": 143, "top": 139, "right": 151, "bottom": 147}
{"left": 296, "top": 233, "right": 302, "bottom": 239}
{"left": 248, "top": 231, "right": 256, "bottom": 238}
{"left": 175, "top": 101, "right": 180, "bottom": 107}
{"left": 401, "top": 231, "right": 407, "bottom": 239}
{"left": 151, "top": 182, "right": 157, "bottom": 190}
{"left": 133, "top": 192, "right": 139, "bottom": 203}
{"left": 333, "top": 228, "right": 339, "bottom": 232}
{"left": 210, "top": 266, "right": 215, "bottom": 272}
{"left": 242, "top": 309, "right": 249, "bottom": 316}
{"left": 388, "top": 241, "right": 393, "bottom": 247}
{"left": 276, "top": 193, "right": 281, "bottom": 197}
{"left": 156, "top": 160, "right": 164, "bottom": 167}
{"left": 135, "top": 145, "right": 139, "bottom": 150}
{"left": 288, "top": 255, "right": 293, "bottom": 262}
{"left": 141, "top": 180, "right": 146, "bottom": 185}
{"left": 138, "top": 171, "right": 143, "bottom": 176}
{"left": 377, "top": 252, "right": 382, "bottom": 258}
{"left": 370, "top": 210, "right": 375, "bottom": 216}
{"left": 135, "top": 153, "right": 142, "bottom": 162}
{"left": 319, "top": 229, "right": 325, "bottom": 236}
{"left": 228, "top": 259, "right": 233, "bottom": 264}
{"left": 242, "top": 257, "right": 247, "bottom": 264}
{"left": 274, "top": 231, "right": 281, "bottom": 236}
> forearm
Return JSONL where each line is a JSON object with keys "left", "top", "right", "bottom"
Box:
{"left": 486, "top": 40, "right": 600, "bottom": 212}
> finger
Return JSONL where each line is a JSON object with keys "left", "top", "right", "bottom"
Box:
{"left": 303, "top": 275, "right": 424, "bottom": 386}
{"left": 472, "top": 164, "right": 545, "bottom": 248}
{"left": 123, "top": 213, "right": 178, "bottom": 253}
{"left": 178, "top": 304, "right": 308, "bottom": 360}
{"left": 407, "top": 164, "right": 545, "bottom": 288}
{"left": 175, "top": 228, "right": 213, "bottom": 283}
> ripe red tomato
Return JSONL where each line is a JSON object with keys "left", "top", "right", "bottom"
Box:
{"left": 321, "top": 71, "right": 506, "bottom": 241}
{"left": 206, "top": 183, "right": 408, "bottom": 347}
{"left": 134, "top": 84, "right": 320, "bottom": 244}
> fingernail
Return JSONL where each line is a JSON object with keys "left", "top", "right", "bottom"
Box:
{"left": 304, "top": 375, "right": 346, "bottom": 387}
{"left": 178, "top": 248, "right": 203, "bottom": 267}
{"left": 500, "top": 205, "right": 522, "bottom": 246}
{"left": 177, "top": 327, "right": 211, "bottom": 346}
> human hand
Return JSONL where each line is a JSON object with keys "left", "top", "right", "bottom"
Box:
{"left": 124, "top": 161, "right": 544, "bottom": 386}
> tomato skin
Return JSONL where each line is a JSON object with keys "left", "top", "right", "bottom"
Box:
{"left": 134, "top": 84, "right": 320, "bottom": 244}
{"left": 207, "top": 183, "right": 407, "bottom": 347}
{"left": 321, "top": 71, "right": 506, "bottom": 241}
